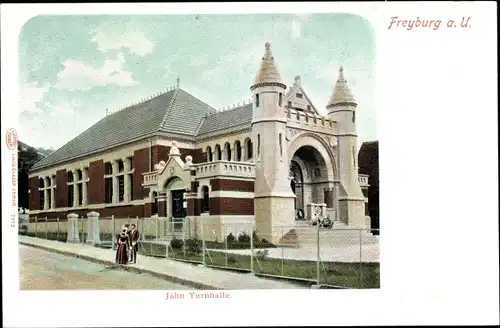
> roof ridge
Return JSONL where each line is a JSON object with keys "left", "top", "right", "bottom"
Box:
{"left": 159, "top": 88, "right": 180, "bottom": 131}
{"left": 211, "top": 101, "right": 252, "bottom": 116}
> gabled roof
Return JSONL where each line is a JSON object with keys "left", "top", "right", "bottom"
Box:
{"left": 285, "top": 76, "right": 320, "bottom": 114}
{"left": 196, "top": 103, "right": 253, "bottom": 136}
{"left": 31, "top": 88, "right": 215, "bottom": 172}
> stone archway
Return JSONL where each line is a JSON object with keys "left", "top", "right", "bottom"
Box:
{"left": 287, "top": 133, "right": 337, "bottom": 220}
{"left": 163, "top": 176, "right": 186, "bottom": 220}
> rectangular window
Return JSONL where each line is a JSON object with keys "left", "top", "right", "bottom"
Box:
{"left": 118, "top": 175, "right": 125, "bottom": 202}
{"left": 352, "top": 111, "right": 356, "bottom": 123}
{"left": 296, "top": 93, "right": 303, "bottom": 99}
{"left": 68, "top": 185, "right": 74, "bottom": 207}
{"left": 104, "top": 162, "right": 113, "bottom": 175}
{"left": 279, "top": 93, "right": 282, "bottom": 106}
{"left": 118, "top": 160, "right": 124, "bottom": 173}
{"left": 279, "top": 133, "right": 283, "bottom": 158}
{"left": 47, "top": 192, "right": 51, "bottom": 209}
{"left": 105, "top": 178, "right": 113, "bottom": 204}
{"left": 257, "top": 134, "right": 261, "bottom": 157}
{"left": 78, "top": 183, "right": 83, "bottom": 206}
{"left": 365, "top": 203, "right": 369, "bottom": 216}
{"left": 287, "top": 101, "right": 292, "bottom": 108}
{"left": 129, "top": 174, "right": 134, "bottom": 200}
{"left": 255, "top": 94, "right": 260, "bottom": 107}
{"left": 39, "top": 191, "right": 44, "bottom": 210}
{"left": 353, "top": 146, "right": 356, "bottom": 168}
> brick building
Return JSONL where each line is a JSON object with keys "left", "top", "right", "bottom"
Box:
{"left": 29, "top": 42, "right": 370, "bottom": 240}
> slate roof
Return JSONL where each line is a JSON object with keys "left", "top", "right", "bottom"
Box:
{"left": 31, "top": 88, "right": 215, "bottom": 171}
{"left": 197, "top": 104, "right": 253, "bottom": 136}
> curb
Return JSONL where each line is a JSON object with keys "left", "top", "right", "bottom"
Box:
{"left": 20, "top": 241, "right": 222, "bottom": 290}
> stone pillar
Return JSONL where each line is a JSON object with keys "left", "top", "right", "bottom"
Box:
{"left": 72, "top": 170, "right": 79, "bottom": 207}
{"left": 112, "top": 161, "right": 119, "bottom": 204}
{"left": 86, "top": 211, "right": 101, "bottom": 245}
{"left": 82, "top": 168, "right": 88, "bottom": 206}
{"left": 66, "top": 213, "right": 80, "bottom": 243}
{"left": 44, "top": 177, "right": 50, "bottom": 210}
{"left": 50, "top": 176, "right": 56, "bottom": 209}
{"left": 323, "top": 187, "right": 334, "bottom": 208}
{"left": 157, "top": 193, "right": 167, "bottom": 217}
{"left": 123, "top": 157, "right": 131, "bottom": 203}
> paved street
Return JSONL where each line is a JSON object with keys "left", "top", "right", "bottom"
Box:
{"left": 19, "top": 245, "right": 194, "bottom": 290}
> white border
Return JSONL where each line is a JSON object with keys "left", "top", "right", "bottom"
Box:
{"left": 2, "top": 2, "right": 499, "bottom": 327}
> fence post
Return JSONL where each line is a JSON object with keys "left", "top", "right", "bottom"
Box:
{"left": 316, "top": 218, "right": 321, "bottom": 286}
{"left": 359, "top": 229, "right": 363, "bottom": 289}
{"left": 57, "top": 217, "right": 60, "bottom": 241}
{"left": 35, "top": 217, "right": 38, "bottom": 238}
{"left": 250, "top": 224, "right": 254, "bottom": 274}
{"left": 45, "top": 217, "right": 48, "bottom": 239}
{"left": 182, "top": 218, "right": 186, "bottom": 259}
{"left": 155, "top": 215, "right": 159, "bottom": 243}
{"left": 224, "top": 225, "right": 228, "bottom": 267}
{"left": 111, "top": 215, "right": 115, "bottom": 250}
{"left": 201, "top": 217, "right": 206, "bottom": 266}
{"left": 281, "top": 226, "right": 284, "bottom": 276}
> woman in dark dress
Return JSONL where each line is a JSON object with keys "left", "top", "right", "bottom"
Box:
{"left": 115, "top": 229, "right": 129, "bottom": 265}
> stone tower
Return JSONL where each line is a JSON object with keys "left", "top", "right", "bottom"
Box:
{"left": 251, "top": 42, "right": 296, "bottom": 239}
{"left": 326, "top": 66, "right": 368, "bottom": 228}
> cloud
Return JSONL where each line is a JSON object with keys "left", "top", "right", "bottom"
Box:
{"left": 19, "top": 82, "right": 49, "bottom": 114}
{"left": 291, "top": 20, "right": 302, "bottom": 41}
{"left": 55, "top": 53, "right": 139, "bottom": 91}
{"left": 90, "top": 29, "right": 154, "bottom": 56}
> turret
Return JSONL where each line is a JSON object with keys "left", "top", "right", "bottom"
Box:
{"left": 326, "top": 66, "right": 367, "bottom": 228}
{"left": 250, "top": 42, "right": 296, "bottom": 239}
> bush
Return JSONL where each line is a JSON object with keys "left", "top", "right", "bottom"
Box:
{"left": 237, "top": 232, "right": 251, "bottom": 243}
{"left": 185, "top": 238, "right": 202, "bottom": 254}
{"left": 170, "top": 237, "right": 184, "bottom": 249}
{"left": 252, "top": 229, "right": 260, "bottom": 242}
{"left": 226, "top": 233, "right": 235, "bottom": 244}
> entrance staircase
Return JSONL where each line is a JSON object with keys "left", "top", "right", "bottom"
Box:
{"left": 291, "top": 220, "right": 379, "bottom": 247}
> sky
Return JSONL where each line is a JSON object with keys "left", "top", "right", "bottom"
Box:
{"left": 19, "top": 14, "right": 376, "bottom": 150}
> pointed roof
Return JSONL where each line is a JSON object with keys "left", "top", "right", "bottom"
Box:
{"left": 285, "top": 75, "right": 319, "bottom": 114}
{"left": 326, "top": 66, "right": 357, "bottom": 109}
{"left": 31, "top": 88, "right": 215, "bottom": 171}
{"left": 250, "top": 42, "right": 286, "bottom": 90}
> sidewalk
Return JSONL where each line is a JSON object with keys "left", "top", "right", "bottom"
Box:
{"left": 19, "top": 236, "right": 306, "bottom": 290}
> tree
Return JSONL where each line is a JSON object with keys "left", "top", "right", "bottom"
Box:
{"left": 18, "top": 146, "right": 43, "bottom": 210}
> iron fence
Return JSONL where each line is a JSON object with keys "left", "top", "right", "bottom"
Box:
{"left": 24, "top": 215, "right": 380, "bottom": 289}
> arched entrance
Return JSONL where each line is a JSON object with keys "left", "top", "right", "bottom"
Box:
{"left": 287, "top": 133, "right": 337, "bottom": 221}
{"left": 164, "top": 177, "right": 186, "bottom": 220}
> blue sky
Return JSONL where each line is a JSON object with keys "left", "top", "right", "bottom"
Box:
{"left": 19, "top": 14, "right": 376, "bottom": 149}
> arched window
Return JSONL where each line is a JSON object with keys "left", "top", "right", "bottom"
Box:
{"left": 235, "top": 141, "right": 242, "bottom": 161}
{"left": 215, "top": 144, "right": 222, "bottom": 161}
{"left": 206, "top": 146, "right": 212, "bottom": 162}
{"left": 245, "top": 138, "right": 253, "bottom": 160}
{"left": 224, "top": 142, "right": 231, "bottom": 161}
{"left": 152, "top": 191, "right": 158, "bottom": 215}
{"left": 201, "top": 186, "right": 210, "bottom": 213}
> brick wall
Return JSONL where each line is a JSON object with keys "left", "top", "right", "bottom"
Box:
{"left": 132, "top": 147, "right": 150, "bottom": 200}
{"left": 88, "top": 160, "right": 104, "bottom": 204}
{"left": 210, "top": 178, "right": 254, "bottom": 192}
{"left": 29, "top": 204, "right": 146, "bottom": 220}
{"left": 55, "top": 170, "right": 68, "bottom": 208}
{"left": 28, "top": 177, "right": 39, "bottom": 211}
{"left": 209, "top": 197, "right": 254, "bottom": 215}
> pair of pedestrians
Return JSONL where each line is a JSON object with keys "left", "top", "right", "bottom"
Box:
{"left": 115, "top": 223, "right": 140, "bottom": 265}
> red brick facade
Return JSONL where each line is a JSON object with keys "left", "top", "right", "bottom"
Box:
{"left": 55, "top": 169, "right": 68, "bottom": 207}
{"left": 88, "top": 160, "right": 104, "bottom": 204}
{"left": 209, "top": 197, "right": 254, "bottom": 215}
{"left": 210, "top": 178, "right": 254, "bottom": 192}
{"left": 29, "top": 204, "right": 147, "bottom": 220}
{"left": 28, "top": 177, "right": 39, "bottom": 210}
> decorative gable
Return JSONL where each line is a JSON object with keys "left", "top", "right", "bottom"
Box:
{"left": 285, "top": 76, "right": 318, "bottom": 114}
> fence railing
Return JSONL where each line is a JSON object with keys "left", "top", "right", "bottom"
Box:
{"left": 23, "top": 216, "right": 380, "bottom": 289}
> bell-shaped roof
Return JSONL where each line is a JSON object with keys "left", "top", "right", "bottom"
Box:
{"left": 250, "top": 42, "right": 286, "bottom": 90}
{"left": 326, "top": 66, "right": 357, "bottom": 108}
